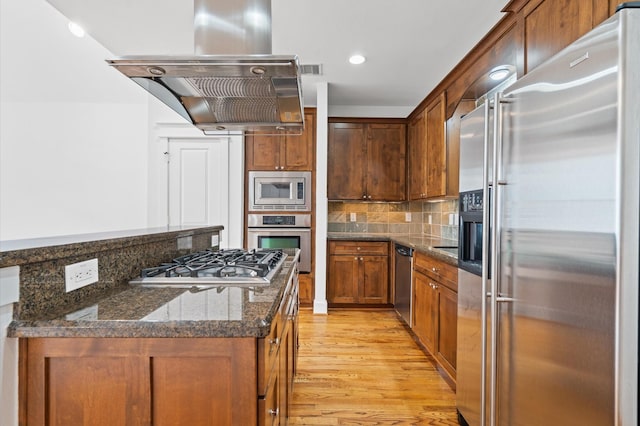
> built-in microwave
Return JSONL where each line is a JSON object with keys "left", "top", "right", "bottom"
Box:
{"left": 248, "top": 171, "right": 311, "bottom": 211}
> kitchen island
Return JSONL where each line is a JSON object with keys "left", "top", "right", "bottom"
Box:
{"left": 3, "top": 227, "right": 300, "bottom": 426}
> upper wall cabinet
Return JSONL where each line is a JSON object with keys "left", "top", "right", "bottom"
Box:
{"left": 408, "top": 111, "right": 427, "bottom": 200}
{"left": 409, "top": 92, "right": 452, "bottom": 200}
{"left": 522, "top": 0, "right": 608, "bottom": 73}
{"left": 246, "top": 111, "right": 316, "bottom": 171}
{"left": 328, "top": 121, "right": 406, "bottom": 201}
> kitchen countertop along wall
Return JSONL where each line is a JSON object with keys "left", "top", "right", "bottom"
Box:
{"left": 327, "top": 232, "right": 458, "bottom": 267}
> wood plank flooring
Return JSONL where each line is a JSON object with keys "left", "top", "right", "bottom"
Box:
{"left": 289, "top": 309, "right": 459, "bottom": 425}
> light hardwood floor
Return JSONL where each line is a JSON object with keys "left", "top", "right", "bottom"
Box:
{"left": 289, "top": 309, "right": 459, "bottom": 425}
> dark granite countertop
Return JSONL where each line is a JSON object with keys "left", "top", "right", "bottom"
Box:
{"left": 8, "top": 249, "right": 300, "bottom": 339}
{"left": 0, "top": 225, "right": 224, "bottom": 267}
{"left": 327, "top": 232, "right": 458, "bottom": 266}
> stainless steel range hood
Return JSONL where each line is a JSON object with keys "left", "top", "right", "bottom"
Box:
{"left": 107, "top": 0, "right": 304, "bottom": 134}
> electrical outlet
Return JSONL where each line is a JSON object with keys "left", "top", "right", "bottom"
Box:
{"left": 449, "top": 213, "right": 454, "bottom": 225}
{"left": 428, "top": 214, "right": 432, "bottom": 225}
{"left": 405, "top": 212, "right": 412, "bottom": 222}
{"left": 350, "top": 212, "right": 357, "bottom": 222}
{"left": 65, "top": 258, "right": 99, "bottom": 292}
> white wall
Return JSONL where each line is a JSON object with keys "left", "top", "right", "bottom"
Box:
{"left": 0, "top": 0, "right": 149, "bottom": 241}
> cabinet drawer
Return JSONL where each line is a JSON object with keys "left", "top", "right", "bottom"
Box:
{"left": 414, "top": 251, "right": 457, "bottom": 291}
{"left": 257, "top": 311, "right": 282, "bottom": 396}
{"left": 329, "top": 240, "right": 389, "bottom": 256}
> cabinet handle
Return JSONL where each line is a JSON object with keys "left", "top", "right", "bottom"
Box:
{"left": 269, "top": 408, "right": 279, "bottom": 416}
{"left": 368, "top": 195, "right": 372, "bottom": 199}
{"left": 360, "top": 257, "right": 363, "bottom": 261}
{"left": 362, "top": 194, "right": 367, "bottom": 199}
{"left": 269, "top": 337, "right": 280, "bottom": 347}
{"left": 431, "top": 267, "right": 439, "bottom": 273}
{"left": 357, "top": 247, "right": 361, "bottom": 250}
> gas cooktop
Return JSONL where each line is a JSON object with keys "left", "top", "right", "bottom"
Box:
{"left": 129, "top": 248, "right": 287, "bottom": 288}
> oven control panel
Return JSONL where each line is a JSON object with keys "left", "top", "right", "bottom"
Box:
{"left": 247, "top": 213, "right": 312, "bottom": 228}
{"left": 263, "top": 215, "right": 296, "bottom": 226}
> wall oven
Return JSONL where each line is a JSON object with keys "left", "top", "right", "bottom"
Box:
{"left": 247, "top": 213, "right": 311, "bottom": 272}
{"left": 248, "top": 171, "right": 311, "bottom": 211}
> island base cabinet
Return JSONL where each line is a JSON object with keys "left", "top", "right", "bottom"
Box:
{"left": 20, "top": 338, "right": 257, "bottom": 426}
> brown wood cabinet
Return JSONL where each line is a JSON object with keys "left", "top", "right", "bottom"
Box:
{"left": 246, "top": 111, "right": 315, "bottom": 171}
{"left": 408, "top": 111, "right": 427, "bottom": 200}
{"left": 298, "top": 273, "right": 314, "bottom": 306}
{"left": 21, "top": 277, "right": 299, "bottom": 426}
{"left": 328, "top": 121, "right": 406, "bottom": 201}
{"left": 425, "top": 92, "right": 447, "bottom": 198}
{"left": 408, "top": 92, "right": 450, "bottom": 200}
{"left": 21, "top": 338, "right": 257, "bottom": 426}
{"left": 412, "top": 251, "right": 458, "bottom": 380}
{"left": 522, "top": 0, "right": 602, "bottom": 73}
{"left": 327, "top": 240, "right": 390, "bottom": 305}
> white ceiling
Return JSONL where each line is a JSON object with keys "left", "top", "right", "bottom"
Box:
{"left": 46, "top": 0, "right": 508, "bottom": 117}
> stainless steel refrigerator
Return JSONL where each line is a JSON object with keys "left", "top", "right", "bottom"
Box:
{"left": 456, "top": 4, "right": 639, "bottom": 425}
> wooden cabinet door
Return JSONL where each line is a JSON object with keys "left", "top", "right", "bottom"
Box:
{"left": 23, "top": 338, "right": 257, "bottom": 426}
{"left": 327, "top": 254, "right": 360, "bottom": 303}
{"left": 426, "top": 93, "right": 446, "bottom": 198}
{"left": 360, "top": 255, "right": 389, "bottom": 304}
{"left": 366, "top": 123, "right": 407, "bottom": 201}
{"left": 328, "top": 123, "right": 366, "bottom": 200}
{"left": 437, "top": 284, "right": 458, "bottom": 378}
{"left": 246, "top": 133, "right": 281, "bottom": 170}
{"left": 413, "top": 272, "right": 438, "bottom": 354}
{"left": 282, "top": 112, "right": 314, "bottom": 170}
{"left": 408, "top": 112, "right": 428, "bottom": 200}
{"left": 523, "top": 0, "right": 596, "bottom": 73}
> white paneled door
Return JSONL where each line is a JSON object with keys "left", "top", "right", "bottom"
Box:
{"left": 168, "top": 138, "right": 229, "bottom": 244}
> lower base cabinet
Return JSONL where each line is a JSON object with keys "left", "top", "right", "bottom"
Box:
{"left": 327, "top": 240, "right": 390, "bottom": 305}
{"left": 412, "top": 252, "right": 458, "bottom": 381}
{"left": 21, "top": 279, "right": 299, "bottom": 426}
{"left": 21, "top": 338, "right": 258, "bottom": 426}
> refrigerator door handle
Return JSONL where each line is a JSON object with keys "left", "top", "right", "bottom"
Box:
{"left": 480, "top": 100, "right": 492, "bottom": 426}
{"left": 489, "top": 91, "right": 508, "bottom": 426}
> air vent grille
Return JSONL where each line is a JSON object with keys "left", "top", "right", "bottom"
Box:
{"left": 191, "top": 77, "right": 274, "bottom": 97}
{"left": 205, "top": 98, "right": 278, "bottom": 123}
{"left": 301, "top": 64, "right": 323, "bottom": 75}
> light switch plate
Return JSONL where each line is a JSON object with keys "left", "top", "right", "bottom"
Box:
{"left": 350, "top": 212, "right": 357, "bottom": 222}
{"left": 65, "top": 258, "right": 99, "bottom": 292}
{"left": 405, "top": 212, "right": 412, "bottom": 222}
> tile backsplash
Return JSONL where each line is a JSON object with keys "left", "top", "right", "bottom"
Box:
{"left": 328, "top": 199, "right": 458, "bottom": 241}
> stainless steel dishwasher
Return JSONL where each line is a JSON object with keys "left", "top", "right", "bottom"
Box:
{"left": 394, "top": 243, "right": 413, "bottom": 327}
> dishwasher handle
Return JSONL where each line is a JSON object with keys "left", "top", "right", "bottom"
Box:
{"left": 395, "top": 244, "right": 413, "bottom": 257}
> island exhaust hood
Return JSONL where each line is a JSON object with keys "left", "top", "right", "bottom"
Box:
{"left": 106, "top": 0, "right": 304, "bottom": 134}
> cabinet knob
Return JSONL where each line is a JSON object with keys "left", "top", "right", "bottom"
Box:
{"left": 368, "top": 195, "right": 372, "bottom": 199}
{"left": 363, "top": 195, "right": 367, "bottom": 199}
{"left": 354, "top": 257, "right": 358, "bottom": 260}
{"left": 269, "top": 337, "right": 280, "bottom": 346}
{"left": 360, "top": 257, "right": 363, "bottom": 261}
{"left": 357, "top": 247, "right": 361, "bottom": 251}
{"left": 432, "top": 267, "right": 439, "bottom": 273}
{"left": 269, "top": 408, "right": 279, "bottom": 416}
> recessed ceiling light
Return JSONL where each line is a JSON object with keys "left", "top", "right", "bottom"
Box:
{"left": 349, "top": 55, "right": 366, "bottom": 65}
{"left": 68, "top": 21, "right": 85, "bottom": 38}
{"left": 489, "top": 67, "right": 510, "bottom": 81}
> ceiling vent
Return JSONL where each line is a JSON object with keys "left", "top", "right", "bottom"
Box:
{"left": 301, "top": 64, "right": 323, "bottom": 75}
